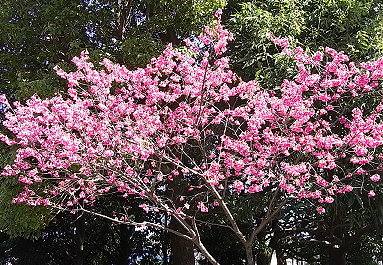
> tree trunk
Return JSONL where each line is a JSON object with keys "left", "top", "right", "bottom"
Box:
{"left": 73, "top": 217, "right": 85, "bottom": 265}
{"left": 162, "top": 213, "right": 170, "bottom": 265}
{"left": 159, "top": 26, "right": 180, "bottom": 45}
{"left": 170, "top": 218, "right": 195, "bottom": 265}
{"left": 256, "top": 249, "right": 272, "bottom": 265}
{"left": 245, "top": 245, "right": 255, "bottom": 265}
{"left": 117, "top": 224, "right": 134, "bottom": 265}
{"left": 276, "top": 248, "right": 287, "bottom": 265}
{"left": 328, "top": 247, "right": 346, "bottom": 265}
{"left": 166, "top": 162, "right": 195, "bottom": 265}
{"left": 166, "top": 26, "right": 180, "bottom": 45}
{"left": 116, "top": 0, "right": 132, "bottom": 41}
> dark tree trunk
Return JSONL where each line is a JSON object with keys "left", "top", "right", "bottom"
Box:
{"left": 116, "top": 0, "right": 132, "bottom": 41}
{"left": 14, "top": 238, "right": 35, "bottom": 264}
{"left": 73, "top": 217, "right": 85, "bottom": 265}
{"left": 276, "top": 248, "right": 287, "bottom": 265}
{"left": 165, "top": 27, "right": 180, "bottom": 45}
{"left": 117, "top": 224, "right": 134, "bottom": 265}
{"left": 170, "top": 218, "right": 195, "bottom": 265}
{"left": 159, "top": 26, "right": 180, "bottom": 45}
{"left": 256, "top": 249, "right": 272, "bottom": 265}
{"left": 165, "top": 161, "right": 195, "bottom": 265}
{"left": 162, "top": 213, "right": 171, "bottom": 265}
{"left": 328, "top": 247, "right": 346, "bottom": 265}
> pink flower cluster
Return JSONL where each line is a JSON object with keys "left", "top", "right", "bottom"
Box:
{"left": 1, "top": 11, "right": 383, "bottom": 215}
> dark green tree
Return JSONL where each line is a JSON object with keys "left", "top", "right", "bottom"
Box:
{"left": 227, "top": 0, "right": 383, "bottom": 83}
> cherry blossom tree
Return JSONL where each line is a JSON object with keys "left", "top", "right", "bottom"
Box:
{"left": 1, "top": 10, "right": 383, "bottom": 265}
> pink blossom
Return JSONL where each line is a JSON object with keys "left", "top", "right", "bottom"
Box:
{"left": 139, "top": 204, "right": 150, "bottom": 213}
{"left": 370, "top": 174, "right": 380, "bottom": 182}
{"left": 316, "top": 206, "right": 325, "bottom": 214}
{"left": 247, "top": 184, "right": 263, "bottom": 193}
{"left": 143, "top": 177, "right": 150, "bottom": 184}
{"left": 214, "top": 9, "right": 222, "bottom": 18}
{"left": 197, "top": 202, "right": 209, "bottom": 213}
{"left": 267, "top": 34, "right": 290, "bottom": 47}
{"left": 323, "top": 197, "right": 334, "bottom": 204}
{"left": 312, "top": 51, "right": 323, "bottom": 62}
{"left": 344, "top": 185, "right": 353, "bottom": 192}
{"left": 1, "top": 12, "right": 383, "bottom": 233}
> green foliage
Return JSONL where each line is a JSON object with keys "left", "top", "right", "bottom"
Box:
{"left": 347, "top": 234, "right": 383, "bottom": 265}
{"left": 120, "top": 36, "right": 164, "bottom": 68}
{"left": 228, "top": 0, "right": 305, "bottom": 84}
{"left": 0, "top": 0, "right": 93, "bottom": 98}
{"left": 144, "top": 0, "right": 226, "bottom": 35}
{"left": 0, "top": 183, "right": 50, "bottom": 239}
{"left": 115, "top": 0, "right": 226, "bottom": 67}
{"left": 0, "top": 143, "right": 50, "bottom": 239}
{"left": 228, "top": 0, "right": 383, "bottom": 84}
{"left": 0, "top": 0, "right": 227, "bottom": 99}
{"left": 200, "top": 225, "right": 245, "bottom": 265}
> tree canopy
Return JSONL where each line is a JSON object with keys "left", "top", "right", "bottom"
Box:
{"left": 2, "top": 1, "right": 383, "bottom": 265}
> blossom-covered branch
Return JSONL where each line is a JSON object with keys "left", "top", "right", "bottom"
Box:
{"left": 2, "top": 9, "right": 383, "bottom": 265}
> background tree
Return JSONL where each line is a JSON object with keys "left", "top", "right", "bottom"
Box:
{"left": 227, "top": 0, "right": 383, "bottom": 83}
